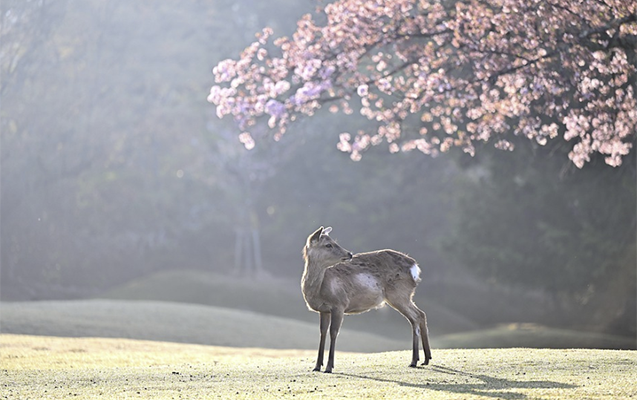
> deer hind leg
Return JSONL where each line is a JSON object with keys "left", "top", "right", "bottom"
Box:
{"left": 387, "top": 294, "right": 430, "bottom": 367}
{"left": 313, "top": 312, "right": 330, "bottom": 372}
{"left": 407, "top": 303, "right": 432, "bottom": 366}
{"left": 416, "top": 305, "right": 432, "bottom": 365}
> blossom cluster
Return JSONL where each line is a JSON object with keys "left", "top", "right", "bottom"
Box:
{"left": 208, "top": 0, "right": 636, "bottom": 167}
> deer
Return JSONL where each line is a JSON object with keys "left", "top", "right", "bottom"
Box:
{"left": 301, "top": 226, "right": 432, "bottom": 373}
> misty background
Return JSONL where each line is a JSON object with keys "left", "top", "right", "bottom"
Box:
{"left": 1, "top": 0, "right": 635, "bottom": 348}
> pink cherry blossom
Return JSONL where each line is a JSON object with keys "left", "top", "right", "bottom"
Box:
{"left": 208, "top": 0, "right": 636, "bottom": 167}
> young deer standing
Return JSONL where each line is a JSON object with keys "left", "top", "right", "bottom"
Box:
{"left": 301, "top": 226, "right": 432, "bottom": 373}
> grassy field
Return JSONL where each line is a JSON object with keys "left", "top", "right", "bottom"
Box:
{"left": 2, "top": 334, "right": 636, "bottom": 399}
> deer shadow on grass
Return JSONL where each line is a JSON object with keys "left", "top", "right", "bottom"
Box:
{"left": 337, "top": 365, "right": 577, "bottom": 399}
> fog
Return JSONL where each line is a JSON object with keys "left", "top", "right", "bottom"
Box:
{"left": 1, "top": 0, "right": 635, "bottom": 348}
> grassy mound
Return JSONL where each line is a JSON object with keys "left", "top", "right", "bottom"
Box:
{"left": 2, "top": 334, "right": 636, "bottom": 399}
{"left": 435, "top": 323, "right": 636, "bottom": 350}
{"left": 98, "top": 270, "right": 636, "bottom": 350}
{"left": 0, "top": 300, "right": 405, "bottom": 352}
{"left": 99, "top": 269, "right": 478, "bottom": 337}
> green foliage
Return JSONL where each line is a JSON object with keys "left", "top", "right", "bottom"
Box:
{"left": 1, "top": 0, "right": 634, "bottom": 344}
{"left": 444, "top": 139, "right": 636, "bottom": 332}
{"left": 0, "top": 0, "right": 313, "bottom": 295}
{"left": 0, "top": 0, "right": 461, "bottom": 305}
{"left": 257, "top": 113, "right": 458, "bottom": 275}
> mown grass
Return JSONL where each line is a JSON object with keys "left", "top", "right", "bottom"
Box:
{"left": 2, "top": 334, "right": 636, "bottom": 399}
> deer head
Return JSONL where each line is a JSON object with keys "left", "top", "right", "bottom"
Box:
{"left": 304, "top": 226, "right": 352, "bottom": 267}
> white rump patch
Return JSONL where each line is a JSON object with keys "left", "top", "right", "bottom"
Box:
{"left": 410, "top": 264, "right": 421, "bottom": 283}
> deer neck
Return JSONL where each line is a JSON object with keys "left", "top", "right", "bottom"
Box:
{"left": 301, "top": 258, "right": 329, "bottom": 301}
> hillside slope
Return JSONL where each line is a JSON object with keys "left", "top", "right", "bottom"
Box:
{"left": 99, "top": 269, "right": 477, "bottom": 337}
{"left": 2, "top": 298, "right": 634, "bottom": 351}
{"left": 0, "top": 300, "right": 406, "bottom": 352}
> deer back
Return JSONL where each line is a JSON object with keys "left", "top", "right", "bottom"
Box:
{"left": 321, "top": 249, "right": 420, "bottom": 314}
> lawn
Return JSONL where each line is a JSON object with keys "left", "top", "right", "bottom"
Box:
{"left": 2, "top": 334, "right": 636, "bottom": 399}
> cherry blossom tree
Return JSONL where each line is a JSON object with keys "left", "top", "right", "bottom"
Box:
{"left": 208, "top": 0, "right": 636, "bottom": 167}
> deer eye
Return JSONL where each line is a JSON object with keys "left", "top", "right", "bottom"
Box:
{"left": 325, "top": 244, "right": 333, "bottom": 248}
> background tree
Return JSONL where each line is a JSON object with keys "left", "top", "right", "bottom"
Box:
{"left": 206, "top": 0, "right": 636, "bottom": 337}
{"left": 1, "top": 0, "right": 293, "bottom": 296}
{"left": 0, "top": 0, "right": 458, "bottom": 299}
{"left": 1, "top": 0, "right": 94, "bottom": 290}
{"left": 208, "top": 0, "right": 636, "bottom": 168}
{"left": 257, "top": 112, "right": 458, "bottom": 278}
{"left": 1, "top": 0, "right": 634, "bottom": 340}
{"left": 443, "top": 139, "right": 636, "bottom": 334}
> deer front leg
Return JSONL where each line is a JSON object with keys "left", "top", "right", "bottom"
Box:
{"left": 313, "top": 312, "right": 330, "bottom": 372}
{"left": 324, "top": 308, "right": 344, "bottom": 373}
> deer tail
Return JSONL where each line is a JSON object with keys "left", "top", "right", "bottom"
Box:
{"left": 410, "top": 263, "right": 421, "bottom": 283}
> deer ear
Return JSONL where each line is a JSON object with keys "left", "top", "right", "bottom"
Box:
{"left": 307, "top": 226, "right": 324, "bottom": 246}
{"left": 323, "top": 226, "right": 332, "bottom": 235}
